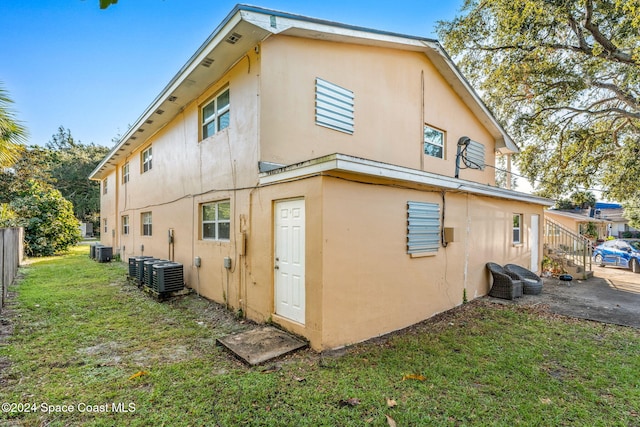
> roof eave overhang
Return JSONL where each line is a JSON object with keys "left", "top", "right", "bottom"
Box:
{"left": 259, "top": 153, "right": 553, "bottom": 206}
{"left": 90, "top": 4, "right": 519, "bottom": 180}
{"left": 89, "top": 6, "right": 271, "bottom": 180}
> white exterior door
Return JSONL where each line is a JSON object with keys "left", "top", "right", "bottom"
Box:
{"left": 274, "top": 199, "right": 305, "bottom": 324}
{"left": 531, "top": 214, "right": 540, "bottom": 272}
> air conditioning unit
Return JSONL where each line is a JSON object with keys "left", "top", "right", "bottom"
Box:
{"left": 96, "top": 246, "right": 113, "bottom": 263}
{"left": 128, "top": 256, "right": 153, "bottom": 279}
{"left": 152, "top": 262, "right": 184, "bottom": 294}
{"left": 90, "top": 243, "right": 104, "bottom": 259}
{"left": 136, "top": 257, "right": 158, "bottom": 286}
{"left": 143, "top": 259, "right": 171, "bottom": 287}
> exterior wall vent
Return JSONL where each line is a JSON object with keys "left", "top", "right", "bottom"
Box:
{"left": 168, "top": 96, "right": 178, "bottom": 102}
{"left": 155, "top": 109, "right": 165, "bottom": 115}
{"left": 315, "top": 77, "right": 354, "bottom": 134}
{"left": 137, "top": 128, "right": 145, "bottom": 133}
{"left": 465, "top": 140, "right": 486, "bottom": 170}
{"left": 145, "top": 119, "right": 154, "bottom": 125}
{"left": 225, "top": 32, "right": 242, "bottom": 44}
{"left": 201, "top": 57, "right": 214, "bottom": 67}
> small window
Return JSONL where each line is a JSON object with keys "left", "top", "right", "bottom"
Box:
{"left": 122, "top": 163, "right": 130, "bottom": 184}
{"left": 122, "top": 215, "right": 129, "bottom": 235}
{"left": 424, "top": 125, "right": 444, "bottom": 159}
{"left": 103, "top": 218, "right": 108, "bottom": 233}
{"left": 513, "top": 214, "right": 522, "bottom": 244}
{"left": 142, "top": 212, "right": 152, "bottom": 236}
{"left": 202, "top": 89, "right": 230, "bottom": 139}
{"left": 142, "top": 147, "right": 153, "bottom": 173}
{"left": 202, "top": 200, "right": 231, "bottom": 240}
{"left": 407, "top": 201, "right": 440, "bottom": 254}
{"left": 102, "top": 178, "right": 108, "bottom": 194}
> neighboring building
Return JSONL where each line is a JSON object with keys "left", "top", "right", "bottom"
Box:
{"left": 592, "top": 202, "right": 639, "bottom": 238}
{"left": 545, "top": 209, "right": 610, "bottom": 242}
{"left": 89, "top": 5, "right": 552, "bottom": 350}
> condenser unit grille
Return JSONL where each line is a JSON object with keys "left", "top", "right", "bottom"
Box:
{"left": 143, "top": 259, "right": 170, "bottom": 287}
{"left": 152, "top": 263, "right": 184, "bottom": 293}
{"left": 96, "top": 246, "right": 113, "bottom": 263}
{"left": 90, "top": 243, "right": 104, "bottom": 259}
{"left": 128, "top": 256, "right": 153, "bottom": 279}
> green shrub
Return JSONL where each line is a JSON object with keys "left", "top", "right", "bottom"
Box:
{"left": 9, "top": 180, "right": 81, "bottom": 256}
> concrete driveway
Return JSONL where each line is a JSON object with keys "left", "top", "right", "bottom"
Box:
{"left": 509, "top": 265, "right": 640, "bottom": 329}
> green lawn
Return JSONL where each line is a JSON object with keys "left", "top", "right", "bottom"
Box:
{"left": 1, "top": 246, "right": 639, "bottom": 426}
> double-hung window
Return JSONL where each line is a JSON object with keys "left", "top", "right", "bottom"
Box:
{"left": 513, "top": 214, "right": 522, "bottom": 244}
{"left": 142, "top": 212, "right": 152, "bottom": 236}
{"left": 424, "top": 125, "right": 445, "bottom": 159}
{"left": 202, "top": 200, "right": 230, "bottom": 240}
{"left": 142, "top": 147, "right": 152, "bottom": 173}
{"left": 202, "top": 89, "right": 230, "bottom": 139}
{"left": 122, "top": 163, "right": 130, "bottom": 184}
{"left": 122, "top": 215, "right": 129, "bottom": 235}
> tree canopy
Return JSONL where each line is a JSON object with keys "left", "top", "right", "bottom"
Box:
{"left": 437, "top": 0, "right": 640, "bottom": 203}
{"left": 0, "top": 84, "right": 26, "bottom": 168}
{"left": 0, "top": 127, "right": 109, "bottom": 224}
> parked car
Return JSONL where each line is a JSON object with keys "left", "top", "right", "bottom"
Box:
{"left": 593, "top": 239, "right": 640, "bottom": 273}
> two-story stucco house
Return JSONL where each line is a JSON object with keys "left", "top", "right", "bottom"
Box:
{"left": 89, "top": 5, "right": 553, "bottom": 350}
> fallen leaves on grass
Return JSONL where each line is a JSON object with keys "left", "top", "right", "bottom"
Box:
{"left": 386, "top": 398, "right": 397, "bottom": 408}
{"left": 128, "top": 370, "right": 148, "bottom": 380}
{"left": 385, "top": 414, "right": 397, "bottom": 426}
{"left": 402, "top": 374, "right": 426, "bottom": 381}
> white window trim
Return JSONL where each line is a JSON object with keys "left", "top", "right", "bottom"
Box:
{"left": 202, "top": 200, "right": 231, "bottom": 241}
{"left": 142, "top": 212, "right": 152, "bottom": 236}
{"left": 513, "top": 213, "right": 523, "bottom": 245}
{"left": 122, "top": 215, "right": 129, "bottom": 235}
{"left": 142, "top": 147, "right": 152, "bottom": 173}
{"left": 122, "top": 163, "right": 130, "bottom": 184}
{"left": 424, "top": 124, "right": 445, "bottom": 159}
{"left": 201, "top": 88, "right": 230, "bottom": 140}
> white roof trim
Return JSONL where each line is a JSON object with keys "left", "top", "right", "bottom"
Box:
{"left": 259, "top": 153, "right": 553, "bottom": 206}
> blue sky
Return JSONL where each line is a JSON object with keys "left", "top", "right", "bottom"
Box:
{"left": 1, "top": 0, "right": 464, "bottom": 148}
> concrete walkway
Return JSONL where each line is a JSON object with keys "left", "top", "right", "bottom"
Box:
{"left": 507, "top": 265, "right": 640, "bottom": 329}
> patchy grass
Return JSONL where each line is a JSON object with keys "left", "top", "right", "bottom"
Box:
{"left": 1, "top": 246, "right": 639, "bottom": 426}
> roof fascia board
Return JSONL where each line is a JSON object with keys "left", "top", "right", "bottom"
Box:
{"left": 259, "top": 153, "right": 553, "bottom": 206}
{"left": 237, "top": 5, "right": 436, "bottom": 44}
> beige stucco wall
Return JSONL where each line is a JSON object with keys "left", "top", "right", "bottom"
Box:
{"left": 233, "top": 172, "right": 544, "bottom": 351}
{"left": 97, "top": 33, "right": 544, "bottom": 351}
{"left": 102, "top": 47, "right": 261, "bottom": 304}
{"left": 316, "top": 175, "right": 543, "bottom": 349}
{"left": 259, "top": 36, "right": 495, "bottom": 184}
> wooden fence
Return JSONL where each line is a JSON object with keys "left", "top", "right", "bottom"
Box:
{"left": 1, "top": 227, "right": 24, "bottom": 312}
